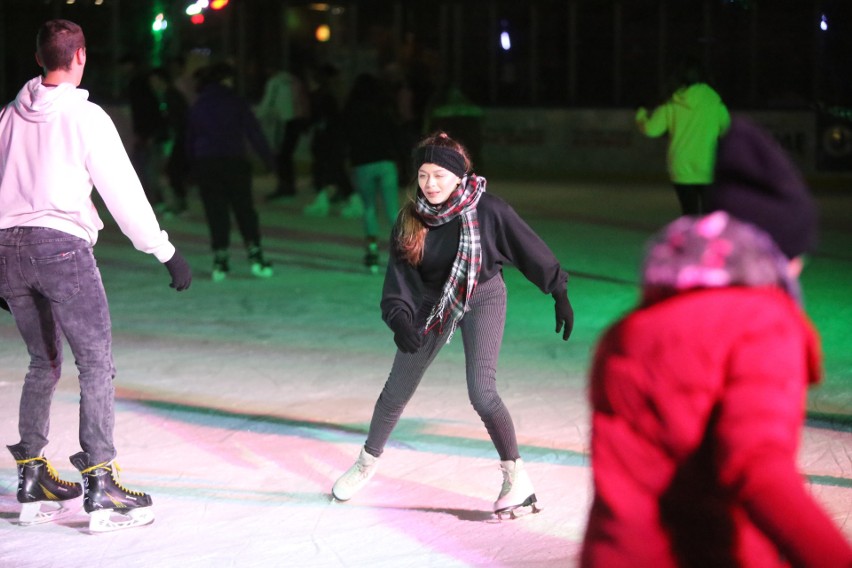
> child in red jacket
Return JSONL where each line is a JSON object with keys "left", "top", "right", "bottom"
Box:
{"left": 582, "top": 118, "right": 852, "bottom": 567}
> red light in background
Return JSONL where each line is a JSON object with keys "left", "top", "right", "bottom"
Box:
{"left": 191, "top": 14, "right": 205, "bottom": 24}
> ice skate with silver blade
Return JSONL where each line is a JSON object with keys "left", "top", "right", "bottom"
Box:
{"left": 332, "top": 447, "right": 379, "bottom": 501}
{"left": 493, "top": 458, "right": 542, "bottom": 520}
{"left": 7, "top": 444, "right": 82, "bottom": 525}
{"left": 70, "top": 451, "right": 154, "bottom": 533}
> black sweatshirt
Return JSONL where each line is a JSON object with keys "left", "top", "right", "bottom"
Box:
{"left": 381, "top": 191, "right": 569, "bottom": 328}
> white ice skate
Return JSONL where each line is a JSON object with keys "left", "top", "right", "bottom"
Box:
{"left": 332, "top": 447, "right": 379, "bottom": 501}
{"left": 493, "top": 459, "right": 542, "bottom": 520}
{"left": 303, "top": 189, "right": 331, "bottom": 217}
{"left": 339, "top": 194, "right": 364, "bottom": 219}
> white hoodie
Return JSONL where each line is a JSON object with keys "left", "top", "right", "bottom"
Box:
{"left": 0, "top": 77, "right": 175, "bottom": 262}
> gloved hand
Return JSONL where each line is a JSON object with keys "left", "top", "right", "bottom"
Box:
{"left": 553, "top": 290, "right": 574, "bottom": 341}
{"left": 389, "top": 313, "right": 423, "bottom": 354}
{"left": 165, "top": 250, "right": 192, "bottom": 291}
{"left": 0, "top": 297, "right": 9, "bottom": 313}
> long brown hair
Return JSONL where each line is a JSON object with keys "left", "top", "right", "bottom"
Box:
{"left": 395, "top": 132, "right": 472, "bottom": 266}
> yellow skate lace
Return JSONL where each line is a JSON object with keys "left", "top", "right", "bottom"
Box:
{"left": 80, "top": 461, "right": 147, "bottom": 497}
{"left": 16, "top": 456, "right": 78, "bottom": 487}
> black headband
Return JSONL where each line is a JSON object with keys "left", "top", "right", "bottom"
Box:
{"left": 412, "top": 145, "right": 467, "bottom": 178}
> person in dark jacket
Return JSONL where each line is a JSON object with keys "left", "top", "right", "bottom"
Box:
{"left": 331, "top": 132, "right": 575, "bottom": 517}
{"left": 302, "top": 63, "right": 354, "bottom": 218}
{"left": 186, "top": 62, "right": 275, "bottom": 281}
{"left": 341, "top": 73, "right": 405, "bottom": 273}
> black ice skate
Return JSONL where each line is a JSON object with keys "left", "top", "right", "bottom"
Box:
{"left": 70, "top": 452, "right": 154, "bottom": 533}
{"left": 248, "top": 245, "right": 273, "bottom": 278}
{"left": 364, "top": 241, "right": 380, "bottom": 275}
{"left": 493, "top": 459, "right": 543, "bottom": 520}
{"left": 212, "top": 250, "right": 230, "bottom": 282}
{"left": 7, "top": 444, "right": 82, "bottom": 525}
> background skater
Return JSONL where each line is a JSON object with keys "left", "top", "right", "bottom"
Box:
{"left": 635, "top": 58, "right": 730, "bottom": 216}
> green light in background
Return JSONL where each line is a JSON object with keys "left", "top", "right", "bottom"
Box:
{"left": 152, "top": 13, "right": 168, "bottom": 33}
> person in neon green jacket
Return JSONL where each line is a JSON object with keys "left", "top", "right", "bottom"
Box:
{"left": 636, "top": 64, "right": 730, "bottom": 215}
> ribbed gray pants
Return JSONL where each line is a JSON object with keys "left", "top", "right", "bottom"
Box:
{"left": 365, "top": 275, "right": 520, "bottom": 461}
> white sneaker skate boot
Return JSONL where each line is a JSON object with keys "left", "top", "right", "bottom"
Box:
{"left": 8, "top": 444, "right": 82, "bottom": 525}
{"left": 493, "top": 459, "right": 541, "bottom": 519}
{"left": 303, "top": 189, "right": 331, "bottom": 217}
{"left": 339, "top": 194, "right": 364, "bottom": 219}
{"left": 332, "top": 447, "right": 379, "bottom": 501}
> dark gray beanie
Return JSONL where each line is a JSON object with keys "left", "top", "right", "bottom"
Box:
{"left": 708, "top": 117, "right": 817, "bottom": 259}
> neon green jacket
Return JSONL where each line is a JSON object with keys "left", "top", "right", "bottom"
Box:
{"left": 636, "top": 83, "right": 730, "bottom": 184}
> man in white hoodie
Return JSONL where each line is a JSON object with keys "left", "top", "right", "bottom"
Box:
{"left": 0, "top": 19, "right": 192, "bottom": 532}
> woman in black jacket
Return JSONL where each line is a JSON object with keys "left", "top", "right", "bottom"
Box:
{"left": 331, "top": 132, "right": 575, "bottom": 518}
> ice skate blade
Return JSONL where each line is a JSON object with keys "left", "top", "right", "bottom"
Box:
{"left": 88, "top": 506, "right": 154, "bottom": 533}
{"left": 494, "top": 495, "right": 542, "bottom": 520}
{"left": 18, "top": 497, "right": 82, "bottom": 526}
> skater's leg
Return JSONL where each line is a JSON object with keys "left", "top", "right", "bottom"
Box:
{"left": 674, "top": 183, "right": 709, "bottom": 216}
{"left": 458, "top": 276, "right": 539, "bottom": 515}
{"left": 353, "top": 164, "right": 381, "bottom": 246}
{"left": 364, "top": 325, "right": 446, "bottom": 457}
{"left": 43, "top": 243, "right": 117, "bottom": 465}
{"left": 459, "top": 276, "right": 519, "bottom": 462}
{"left": 8, "top": 293, "right": 63, "bottom": 458}
{"left": 333, "top": 323, "right": 446, "bottom": 501}
{"left": 376, "top": 160, "right": 400, "bottom": 227}
{"left": 226, "top": 159, "right": 262, "bottom": 247}
{"left": 196, "top": 159, "right": 233, "bottom": 253}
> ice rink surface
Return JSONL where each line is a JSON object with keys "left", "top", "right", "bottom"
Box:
{"left": 2, "top": 174, "right": 851, "bottom": 567}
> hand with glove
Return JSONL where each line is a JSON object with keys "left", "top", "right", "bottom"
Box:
{"left": 553, "top": 289, "right": 574, "bottom": 341}
{"left": 389, "top": 313, "right": 423, "bottom": 354}
{"left": 165, "top": 250, "right": 192, "bottom": 291}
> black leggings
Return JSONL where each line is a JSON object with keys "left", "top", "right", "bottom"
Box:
{"left": 674, "top": 183, "right": 710, "bottom": 216}
{"left": 365, "top": 275, "right": 520, "bottom": 461}
{"left": 195, "top": 157, "right": 261, "bottom": 251}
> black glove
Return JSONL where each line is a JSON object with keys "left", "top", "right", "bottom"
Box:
{"left": 553, "top": 290, "right": 574, "bottom": 341}
{"left": 165, "top": 250, "right": 192, "bottom": 291}
{"left": 0, "top": 297, "right": 9, "bottom": 313}
{"left": 389, "top": 313, "right": 423, "bottom": 354}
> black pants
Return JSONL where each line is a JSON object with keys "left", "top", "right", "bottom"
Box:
{"left": 365, "top": 275, "right": 520, "bottom": 461}
{"left": 673, "top": 183, "right": 710, "bottom": 216}
{"left": 275, "top": 118, "right": 310, "bottom": 195}
{"left": 195, "top": 157, "right": 261, "bottom": 251}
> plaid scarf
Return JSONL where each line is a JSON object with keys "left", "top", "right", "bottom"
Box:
{"left": 418, "top": 174, "right": 486, "bottom": 342}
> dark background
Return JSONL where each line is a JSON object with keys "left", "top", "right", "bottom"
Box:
{"left": 2, "top": 0, "right": 851, "bottom": 111}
